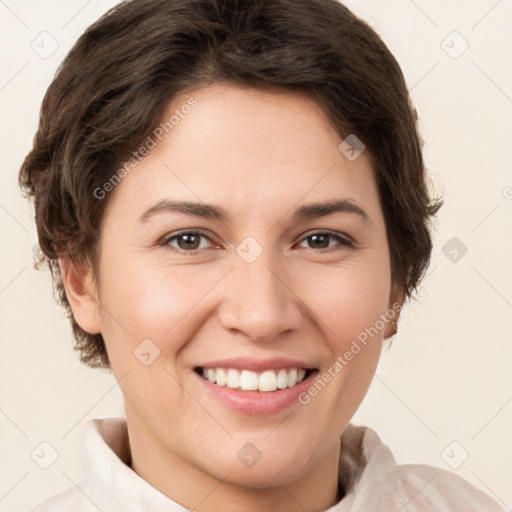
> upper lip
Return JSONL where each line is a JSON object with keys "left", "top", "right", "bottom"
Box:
{"left": 195, "top": 357, "right": 318, "bottom": 373}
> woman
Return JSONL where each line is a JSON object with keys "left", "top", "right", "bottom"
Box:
{"left": 19, "top": 0, "right": 505, "bottom": 510}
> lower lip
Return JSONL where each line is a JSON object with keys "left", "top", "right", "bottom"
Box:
{"left": 193, "top": 369, "right": 319, "bottom": 415}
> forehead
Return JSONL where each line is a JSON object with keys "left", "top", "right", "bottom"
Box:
{"left": 103, "top": 81, "right": 381, "bottom": 225}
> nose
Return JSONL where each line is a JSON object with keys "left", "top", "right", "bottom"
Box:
{"left": 217, "top": 246, "right": 304, "bottom": 343}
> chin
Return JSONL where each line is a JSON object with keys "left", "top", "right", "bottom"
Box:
{"left": 197, "top": 439, "right": 316, "bottom": 489}
{"left": 220, "top": 463, "right": 307, "bottom": 490}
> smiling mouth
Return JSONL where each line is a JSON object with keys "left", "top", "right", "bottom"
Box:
{"left": 194, "top": 366, "right": 315, "bottom": 392}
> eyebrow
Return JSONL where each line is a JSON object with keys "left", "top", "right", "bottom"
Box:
{"left": 139, "top": 198, "right": 369, "bottom": 223}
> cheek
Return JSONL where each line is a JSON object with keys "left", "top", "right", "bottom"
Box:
{"left": 98, "top": 256, "right": 226, "bottom": 372}
{"left": 100, "top": 256, "right": 201, "bottom": 335}
{"left": 97, "top": 260, "right": 204, "bottom": 410}
{"left": 299, "top": 267, "right": 388, "bottom": 420}
{"left": 302, "top": 260, "right": 391, "bottom": 350}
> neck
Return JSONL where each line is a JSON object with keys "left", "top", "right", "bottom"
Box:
{"left": 125, "top": 411, "right": 342, "bottom": 512}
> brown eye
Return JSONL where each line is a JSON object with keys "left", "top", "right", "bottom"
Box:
{"left": 298, "top": 232, "right": 352, "bottom": 252}
{"left": 162, "top": 231, "right": 214, "bottom": 254}
{"left": 175, "top": 233, "right": 202, "bottom": 250}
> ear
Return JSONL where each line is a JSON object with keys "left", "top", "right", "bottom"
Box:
{"left": 383, "top": 283, "right": 405, "bottom": 340}
{"left": 58, "top": 257, "right": 102, "bottom": 335}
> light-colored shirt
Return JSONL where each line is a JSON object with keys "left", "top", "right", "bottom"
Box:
{"left": 29, "top": 416, "right": 506, "bottom": 511}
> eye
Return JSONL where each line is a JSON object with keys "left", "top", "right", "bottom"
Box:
{"left": 161, "top": 230, "right": 215, "bottom": 254}
{"left": 160, "top": 229, "right": 353, "bottom": 255}
{"left": 296, "top": 231, "right": 353, "bottom": 252}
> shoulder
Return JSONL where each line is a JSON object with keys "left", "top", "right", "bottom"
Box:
{"left": 28, "top": 485, "right": 96, "bottom": 511}
{"left": 339, "top": 424, "right": 506, "bottom": 512}
{"left": 394, "top": 462, "right": 506, "bottom": 512}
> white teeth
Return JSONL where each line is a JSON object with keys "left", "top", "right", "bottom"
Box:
{"left": 226, "top": 368, "right": 240, "bottom": 389}
{"left": 240, "top": 370, "right": 259, "bottom": 391}
{"left": 288, "top": 368, "right": 298, "bottom": 387}
{"left": 276, "top": 368, "right": 288, "bottom": 389}
{"left": 259, "top": 370, "right": 277, "bottom": 392}
{"left": 216, "top": 368, "right": 227, "bottom": 386}
{"left": 199, "top": 367, "right": 309, "bottom": 392}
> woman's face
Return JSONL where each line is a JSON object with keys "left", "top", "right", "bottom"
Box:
{"left": 73, "top": 82, "right": 401, "bottom": 493}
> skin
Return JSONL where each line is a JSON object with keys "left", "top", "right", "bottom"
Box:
{"left": 60, "top": 81, "right": 403, "bottom": 512}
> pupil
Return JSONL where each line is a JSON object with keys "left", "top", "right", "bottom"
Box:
{"left": 177, "top": 234, "right": 330, "bottom": 251}
{"left": 179, "top": 234, "right": 200, "bottom": 250}
{"left": 310, "top": 234, "right": 328, "bottom": 249}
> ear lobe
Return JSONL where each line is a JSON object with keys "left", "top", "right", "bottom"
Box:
{"left": 383, "top": 318, "right": 398, "bottom": 340}
{"left": 58, "top": 257, "right": 101, "bottom": 335}
{"left": 383, "top": 285, "right": 405, "bottom": 340}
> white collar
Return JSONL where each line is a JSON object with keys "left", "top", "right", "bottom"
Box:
{"left": 66, "top": 416, "right": 502, "bottom": 512}
{"left": 81, "top": 417, "right": 186, "bottom": 510}
{"left": 77, "top": 417, "right": 393, "bottom": 510}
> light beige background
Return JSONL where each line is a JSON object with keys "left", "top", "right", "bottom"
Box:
{"left": 1, "top": 1, "right": 511, "bottom": 510}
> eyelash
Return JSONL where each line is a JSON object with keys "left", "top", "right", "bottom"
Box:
{"left": 160, "top": 230, "right": 353, "bottom": 255}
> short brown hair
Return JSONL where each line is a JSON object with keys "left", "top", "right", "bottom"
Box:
{"left": 19, "top": 0, "right": 442, "bottom": 369}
